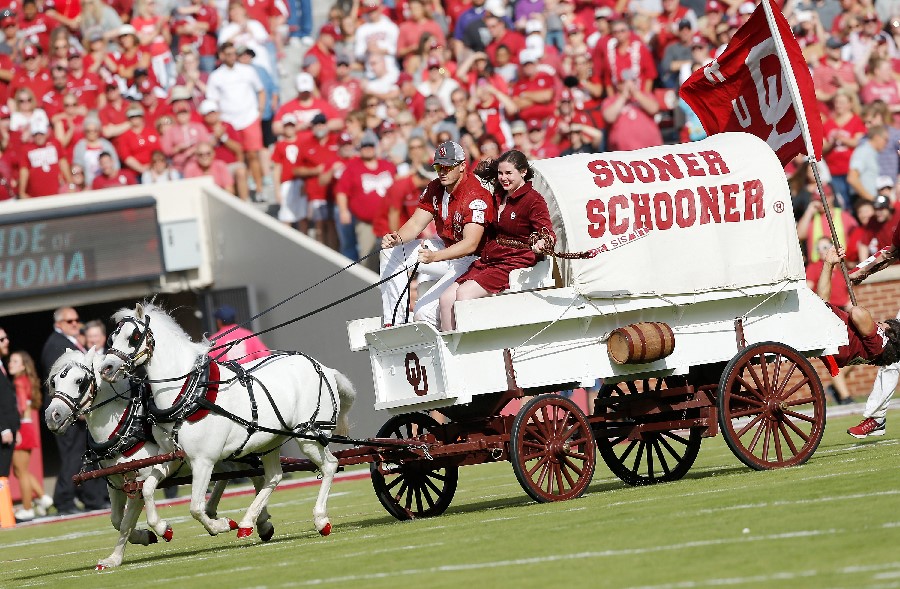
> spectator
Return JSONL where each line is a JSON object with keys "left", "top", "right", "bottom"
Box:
{"left": 98, "top": 81, "right": 131, "bottom": 149}
{"left": 72, "top": 117, "right": 119, "bottom": 187}
{"left": 526, "top": 118, "right": 560, "bottom": 160}
{"left": 41, "top": 63, "right": 73, "bottom": 121}
{"left": 363, "top": 51, "right": 400, "bottom": 101}
{"left": 797, "top": 186, "right": 858, "bottom": 264}
{"left": 484, "top": 12, "right": 525, "bottom": 66}
{"left": 199, "top": 99, "right": 250, "bottom": 201}
{"left": 654, "top": 0, "right": 698, "bottom": 61}
{"left": 274, "top": 72, "right": 340, "bottom": 136}
{"left": 183, "top": 140, "right": 235, "bottom": 193}
{"left": 659, "top": 19, "right": 696, "bottom": 89}
{"left": 597, "top": 18, "right": 657, "bottom": 96}
{"left": 53, "top": 93, "right": 86, "bottom": 157}
{"left": 354, "top": 0, "right": 399, "bottom": 62}
{"left": 19, "top": 117, "right": 70, "bottom": 198}
{"left": 848, "top": 125, "right": 890, "bottom": 203}
{"left": 91, "top": 150, "right": 133, "bottom": 188}
{"left": 83, "top": 320, "right": 107, "bottom": 352}
{"left": 511, "top": 49, "right": 556, "bottom": 123}
{"left": 846, "top": 199, "right": 876, "bottom": 264}
{"left": 334, "top": 129, "right": 397, "bottom": 267}
{"left": 822, "top": 89, "right": 866, "bottom": 209}
{"left": 208, "top": 305, "right": 270, "bottom": 364}
{"left": 0, "top": 327, "right": 19, "bottom": 488}
{"left": 10, "top": 87, "right": 50, "bottom": 144}
{"left": 40, "top": 307, "right": 109, "bottom": 515}
{"left": 141, "top": 148, "right": 182, "bottom": 183}
{"left": 857, "top": 193, "right": 896, "bottom": 262}
{"left": 80, "top": 0, "right": 123, "bottom": 42}
{"left": 132, "top": 0, "right": 175, "bottom": 89}
{"left": 65, "top": 164, "right": 87, "bottom": 193}
{"left": 0, "top": 9, "right": 17, "bottom": 57}
{"left": 217, "top": 2, "right": 273, "bottom": 79}
{"left": 378, "top": 163, "right": 437, "bottom": 244}
{"left": 601, "top": 70, "right": 662, "bottom": 151}
{"left": 417, "top": 57, "right": 460, "bottom": 115}
{"left": 9, "top": 350, "right": 50, "bottom": 522}
{"left": 160, "top": 90, "right": 211, "bottom": 172}
{"left": 397, "top": 0, "right": 445, "bottom": 59}
{"left": 206, "top": 41, "right": 266, "bottom": 201}
{"left": 137, "top": 79, "right": 172, "bottom": 123}
{"left": 859, "top": 57, "right": 900, "bottom": 114}
{"left": 171, "top": 48, "right": 208, "bottom": 106}
{"left": 271, "top": 115, "right": 306, "bottom": 230}
{"left": 17, "top": 0, "right": 56, "bottom": 55}
{"left": 320, "top": 52, "right": 363, "bottom": 117}
{"left": 812, "top": 36, "right": 858, "bottom": 117}
{"left": 118, "top": 103, "right": 161, "bottom": 182}
{"left": 236, "top": 45, "right": 279, "bottom": 152}
{"left": 861, "top": 100, "right": 900, "bottom": 181}
{"left": 112, "top": 24, "right": 151, "bottom": 85}
{"left": 508, "top": 119, "right": 531, "bottom": 157}
{"left": 296, "top": 112, "right": 340, "bottom": 245}
{"left": 302, "top": 24, "right": 340, "bottom": 89}
{"left": 172, "top": 0, "right": 220, "bottom": 73}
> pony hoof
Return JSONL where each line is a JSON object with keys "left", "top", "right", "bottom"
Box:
{"left": 162, "top": 526, "right": 174, "bottom": 542}
{"left": 259, "top": 524, "right": 275, "bottom": 542}
{"left": 237, "top": 527, "right": 253, "bottom": 538}
{"left": 95, "top": 564, "right": 108, "bottom": 571}
{"left": 228, "top": 519, "right": 238, "bottom": 531}
{"left": 147, "top": 531, "right": 158, "bottom": 544}
{"left": 319, "top": 523, "right": 331, "bottom": 537}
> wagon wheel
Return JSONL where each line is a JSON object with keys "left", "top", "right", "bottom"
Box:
{"left": 718, "top": 342, "right": 825, "bottom": 470}
{"left": 370, "top": 412, "right": 458, "bottom": 521}
{"left": 510, "top": 394, "right": 596, "bottom": 503}
{"left": 594, "top": 378, "right": 703, "bottom": 486}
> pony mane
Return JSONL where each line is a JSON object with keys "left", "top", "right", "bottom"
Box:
{"left": 47, "top": 349, "right": 86, "bottom": 382}
{"left": 114, "top": 301, "right": 210, "bottom": 357}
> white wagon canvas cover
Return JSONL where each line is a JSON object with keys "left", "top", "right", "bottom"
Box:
{"left": 531, "top": 132, "right": 804, "bottom": 298}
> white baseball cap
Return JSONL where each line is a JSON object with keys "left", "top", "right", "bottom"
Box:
{"left": 296, "top": 72, "right": 315, "bottom": 93}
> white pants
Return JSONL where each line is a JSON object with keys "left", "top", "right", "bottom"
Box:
{"left": 865, "top": 362, "right": 898, "bottom": 420}
{"left": 278, "top": 180, "right": 306, "bottom": 223}
{"left": 380, "top": 238, "right": 476, "bottom": 328}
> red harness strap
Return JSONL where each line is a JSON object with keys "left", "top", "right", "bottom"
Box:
{"left": 172, "top": 361, "right": 221, "bottom": 423}
{"left": 821, "top": 355, "right": 840, "bottom": 378}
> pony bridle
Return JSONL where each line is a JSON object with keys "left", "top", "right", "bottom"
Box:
{"left": 107, "top": 315, "right": 155, "bottom": 377}
{"left": 51, "top": 362, "right": 98, "bottom": 426}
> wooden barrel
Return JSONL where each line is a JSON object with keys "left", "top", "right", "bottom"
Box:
{"left": 607, "top": 322, "right": 675, "bottom": 365}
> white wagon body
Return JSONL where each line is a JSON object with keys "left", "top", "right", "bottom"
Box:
{"left": 349, "top": 132, "right": 847, "bottom": 414}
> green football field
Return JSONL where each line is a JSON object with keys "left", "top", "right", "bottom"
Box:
{"left": 2, "top": 411, "right": 898, "bottom": 589}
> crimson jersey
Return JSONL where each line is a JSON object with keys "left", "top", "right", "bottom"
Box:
{"left": 271, "top": 136, "right": 305, "bottom": 183}
{"left": 511, "top": 72, "right": 556, "bottom": 121}
{"left": 829, "top": 304, "right": 888, "bottom": 367}
{"left": 297, "top": 135, "right": 339, "bottom": 202}
{"left": 17, "top": 13, "right": 57, "bottom": 53}
{"left": 9, "top": 68, "right": 52, "bottom": 102}
{"left": 21, "top": 138, "right": 65, "bottom": 197}
{"left": 274, "top": 98, "right": 340, "bottom": 128}
{"left": 173, "top": 4, "right": 219, "bottom": 57}
{"left": 417, "top": 171, "right": 493, "bottom": 248}
{"left": 92, "top": 171, "right": 133, "bottom": 189}
{"left": 334, "top": 157, "right": 397, "bottom": 224}
{"left": 118, "top": 126, "right": 161, "bottom": 178}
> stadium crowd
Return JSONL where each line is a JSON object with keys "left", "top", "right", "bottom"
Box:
{"left": 0, "top": 0, "right": 899, "bottom": 271}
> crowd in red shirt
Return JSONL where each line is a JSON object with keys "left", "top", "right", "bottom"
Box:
{"left": 0, "top": 0, "right": 899, "bottom": 267}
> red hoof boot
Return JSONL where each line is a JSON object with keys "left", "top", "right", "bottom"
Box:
{"left": 228, "top": 519, "right": 238, "bottom": 531}
{"left": 319, "top": 522, "right": 331, "bottom": 536}
{"left": 162, "top": 526, "right": 174, "bottom": 542}
{"left": 237, "top": 527, "right": 253, "bottom": 538}
{"left": 259, "top": 525, "right": 275, "bottom": 542}
{"left": 147, "top": 531, "right": 158, "bottom": 544}
{"left": 95, "top": 564, "right": 107, "bottom": 571}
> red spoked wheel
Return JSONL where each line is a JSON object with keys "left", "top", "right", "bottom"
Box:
{"left": 594, "top": 378, "right": 703, "bottom": 486}
{"left": 718, "top": 342, "right": 826, "bottom": 470}
{"left": 510, "top": 394, "right": 596, "bottom": 503}
{"left": 370, "top": 412, "right": 458, "bottom": 521}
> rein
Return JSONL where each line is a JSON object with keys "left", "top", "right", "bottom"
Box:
{"left": 495, "top": 227, "right": 600, "bottom": 260}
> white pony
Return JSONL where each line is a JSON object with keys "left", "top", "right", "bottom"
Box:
{"left": 44, "top": 348, "right": 274, "bottom": 569}
{"left": 97, "top": 303, "right": 357, "bottom": 538}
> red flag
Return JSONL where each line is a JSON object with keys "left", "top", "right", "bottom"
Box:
{"left": 680, "top": 0, "right": 823, "bottom": 166}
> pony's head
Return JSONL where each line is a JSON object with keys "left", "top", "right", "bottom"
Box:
{"left": 45, "top": 347, "right": 103, "bottom": 434}
{"left": 99, "top": 302, "right": 156, "bottom": 382}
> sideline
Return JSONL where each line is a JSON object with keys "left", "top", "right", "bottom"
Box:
{"left": 7, "top": 469, "right": 372, "bottom": 529}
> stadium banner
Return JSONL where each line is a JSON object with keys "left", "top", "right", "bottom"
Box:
{"left": 531, "top": 133, "right": 805, "bottom": 298}
{"left": 680, "top": 0, "right": 824, "bottom": 166}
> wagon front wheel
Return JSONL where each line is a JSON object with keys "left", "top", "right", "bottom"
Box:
{"left": 718, "top": 342, "right": 826, "bottom": 470}
{"left": 510, "top": 394, "right": 596, "bottom": 503}
{"left": 370, "top": 412, "right": 458, "bottom": 521}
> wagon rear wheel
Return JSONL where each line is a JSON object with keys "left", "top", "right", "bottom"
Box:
{"left": 370, "top": 412, "right": 458, "bottom": 520}
{"left": 510, "top": 394, "right": 596, "bottom": 503}
{"left": 594, "top": 378, "right": 703, "bottom": 486}
{"left": 718, "top": 342, "right": 825, "bottom": 470}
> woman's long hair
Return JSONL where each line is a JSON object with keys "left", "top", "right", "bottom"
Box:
{"left": 11, "top": 351, "right": 41, "bottom": 411}
{"left": 473, "top": 149, "right": 533, "bottom": 192}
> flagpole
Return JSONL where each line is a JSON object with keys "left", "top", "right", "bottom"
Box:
{"left": 760, "top": 0, "right": 857, "bottom": 305}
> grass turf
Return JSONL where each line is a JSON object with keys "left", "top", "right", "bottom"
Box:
{"left": 2, "top": 411, "right": 898, "bottom": 589}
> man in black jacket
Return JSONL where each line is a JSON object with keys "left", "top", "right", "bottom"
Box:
{"left": 40, "top": 307, "right": 108, "bottom": 514}
{"left": 0, "top": 326, "right": 20, "bottom": 478}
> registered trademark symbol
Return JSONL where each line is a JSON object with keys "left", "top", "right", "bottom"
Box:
{"left": 773, "top": 201, "right": 785, "bottom": 213}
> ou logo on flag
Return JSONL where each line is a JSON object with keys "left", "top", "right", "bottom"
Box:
{"left": 703, "top": 39, "right": 801, "bottom": 155}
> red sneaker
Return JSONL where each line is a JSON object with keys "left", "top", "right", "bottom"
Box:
{"left": 847, "top": 418, "right": 886, "bottom": 439}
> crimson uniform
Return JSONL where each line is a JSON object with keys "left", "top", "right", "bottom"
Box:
{"left": 297, "top": 135, "right": 339, "bottom": 220}
{"left": 511, "top": 71, "right": 556, "bottom": 121}
{"left": 9, "top": 67, "right": 52, "bottom": 102}
{"left": 458, "top": 181, "right": 554, "bottom": 293}
{"left": 92, "top": 170, "right": 133, "bottom": 189}
{"left": 117, "top": 126, "right": 160, "bottom": 181}
{"left": 829, "top": 304, "right": 888, "bottom": 367}
{"left": 334, "top": 157, "right": 396, "bottom": 225}
{"left": 21, "top": 138, "right": 65, "bottom": 197}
